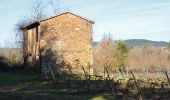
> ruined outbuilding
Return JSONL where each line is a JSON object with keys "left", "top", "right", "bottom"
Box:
{"left": 22, "top": 11, "right": 94, "bottom": 75}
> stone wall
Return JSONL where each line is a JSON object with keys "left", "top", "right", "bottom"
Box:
{"left": 39, "top": 13, "right": 94, "bottom": 75}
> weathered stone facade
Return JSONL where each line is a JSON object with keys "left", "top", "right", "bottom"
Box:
{"left": 23, "top": 11, "right": 94, "bottom": 75}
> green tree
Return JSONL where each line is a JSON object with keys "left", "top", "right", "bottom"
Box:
{"left": 114, "top": 40, "right": 131, "bottom": 69}
{"left": 168, "top": 41, "right": 170, "bottom": 61}
{"left": 168, "top": 40, "right": 170, "bottom": 52}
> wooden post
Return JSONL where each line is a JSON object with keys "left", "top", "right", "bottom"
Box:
{"left": 105, "top": 66, "right": 110, "bottom": 80}
{"left": 121, "top": 67, "right": 125, "bottom": 79}
{"left": 165, "top": 71, "right": 170, "bottom": 85}
{"left": 82, "top": 65, "right": 88, "bottom": 80}
{"left": 130, "top": 70, "right": 142, "bottom": 100}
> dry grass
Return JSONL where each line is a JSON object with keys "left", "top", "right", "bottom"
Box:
{"left": 0, "top": 48, "right": 23, "bottom": 67}
{"left": 125, "top": 45, "right": 170, "bottom": 72}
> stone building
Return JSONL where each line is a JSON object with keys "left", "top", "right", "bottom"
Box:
{"left": 22, "top": 11, "right": 94, "bottom": 75}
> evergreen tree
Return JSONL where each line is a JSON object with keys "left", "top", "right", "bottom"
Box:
{"left": 114, "top": 40, "right": 131, "bottom": 69}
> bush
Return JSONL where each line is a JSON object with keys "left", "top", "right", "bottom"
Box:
{"left": 0, "top": 48, "right": 23, "bottom": 68}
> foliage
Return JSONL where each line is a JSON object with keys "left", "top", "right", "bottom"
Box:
{"left": 168, "top": 40, "right": 170, "bottom": 61}
{"left": 168, "top": 40, "right": 170, "bottom": 52}
{"left": 113, "top": 40, "right": 131, "bottom": 69}
{"left": 93, "top": 33, "right": 131, "bottom": 74}
{"left": 94, "top": 36, "right": 170, "bottom": 75}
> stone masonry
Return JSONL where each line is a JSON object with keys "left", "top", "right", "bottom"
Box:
{"left": 23, "top": 11, "right": 94, "bottom": 75}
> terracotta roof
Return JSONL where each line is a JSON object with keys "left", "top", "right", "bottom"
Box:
{"left": 40, "top": 11, "right": 95, "bottom": 24}
{"left": 22, "top": 11, "right": 95, "bottom": 29}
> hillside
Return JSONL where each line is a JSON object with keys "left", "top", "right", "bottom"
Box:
{"left": 125, "top": 39, "right": 168, "bottom": 47}
{"left": 93, "top": 39, "right": 168, "bottom": 47}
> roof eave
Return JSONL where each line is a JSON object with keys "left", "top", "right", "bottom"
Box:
{"left": 40, "top": 11, "right": 95, "bottom": 24}
{"left": 22, "top": 11, "right": 95, "bottom": 30}
{"left": 22, "top": 21, "right": 40, "bottom": 30}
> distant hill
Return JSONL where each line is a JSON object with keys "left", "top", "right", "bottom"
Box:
{"left": 93, "top": 42, "right": 98, "bottom": 47}
{"left": 93, "top": 39, "right": 168, "bottom": 47}
{"left": 125, "top": 39, "right": 168, "bottom": 47}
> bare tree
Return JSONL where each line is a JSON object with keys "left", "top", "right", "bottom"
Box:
{"left": 31, "top": 0, "right": 62, "bottom": 21}
{"left": 1, "top": 32, "right": 23, "bottom": 66}
{"left": 31, "top": 0, "right": 48, "bottom": 21}
{"left": 93, "top": 33, "right": 114, "bottom": 74}
{"left": 49, "top": 0, "right": 61, "bottom": 14}
{"left": 15, "top": 18, "right": 29, "bottom": 48}
{"left": 125, "top": 45, "right": 170, "bottom": 72}
{"left": 15, "top": 0, "right": 48, "bottom": 48}
{"left": 15, "top": 0, "right": 46, "bottom": 48}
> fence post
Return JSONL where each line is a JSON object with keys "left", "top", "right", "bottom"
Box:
{"left": 130, "top": 69, "right": 142, "bottom": 100}
{"left": 121, "top": 67, "right": 125, "bottom": 78}
{"left": 165, "top": 71, "right": 170, "bottom": 85}
{"left": 156, "top": 69, "right": 160, "bottom": 79}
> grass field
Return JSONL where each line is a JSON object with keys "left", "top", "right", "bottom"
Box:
{"left": 0, "top": 71, "right": 42, "bottom": 85}
{"left": 0, "top": 71, "right": 118, "bottom": 100}
{"left": 0, "top": 71, "right": 169, "bottom": 100}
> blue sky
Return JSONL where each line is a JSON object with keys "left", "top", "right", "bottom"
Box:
{"left": 0, "top": 0, "right": 170, "bottom": 47}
